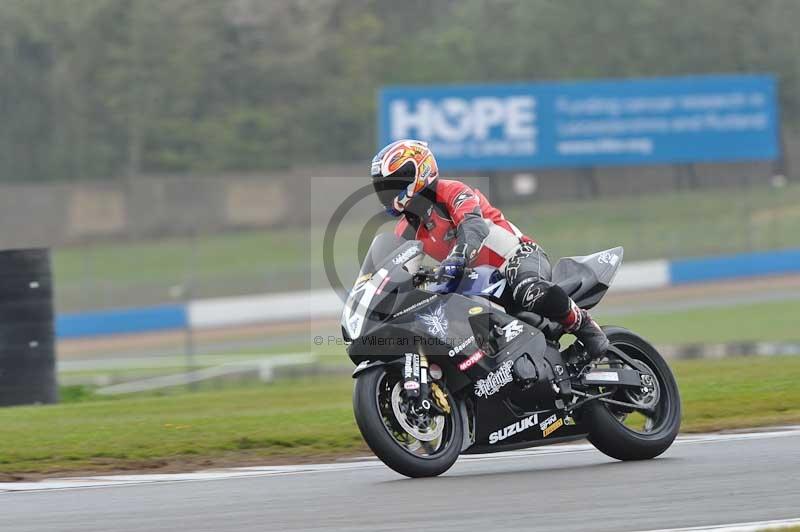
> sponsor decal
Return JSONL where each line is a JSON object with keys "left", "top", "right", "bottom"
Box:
{"left": 597, "top": 252, "right": 619, "bottom": 266}
{"left": 468, "top": 306, "right": 483, "bottom": 315}
{"left": 540, "top": 414, "right": 564, "bottom": 437}
{"left": 474, "top": 360, "right": 514, "bottom": 398}
{"left": 489, "top": 414, "right": 539, "bottom": 444}
{"left": 403, "top": 353, "right": 421, "bottom": 393}
{"left": 419, "top": 161, "right": 432, "bottom": 180}
{"left": 467, "top": 270, "right": 479, "bottom": 280}
{"left": 544, "top": 418, "right": 563, "bottom": 437}
{"left": 392, "top": 247, "right": 419, "bottom": 265}
{"left": 347, "top": 315, "right": 363, "bottom": 337}
{"left": 585, "top": 371, "right": 620, "bottom": 382}
{"left": 392, "top": 295, "right": 436, "bottom": 318}
{"left": 521, "top": 283, "right": 543, "bottom": 307}
{"left": 417, "top": 303, "right": 449, "bottom": 339}
{"left": 458, "top": 350, "right": 484, "bottom": 371}
{"left": 448, "top": 336, "right": 475, "bottom": 357}
{"left": 375, "top": 275, "right": 391, "bottom": 295}
{"left": 452, "top": 190, "right": 474, "bottom": 208}
{"left": 404, "top": 353, "right": 414, "bottom": 379}
{"left": 502, "top": 320, "right": 523, "bottom": 342}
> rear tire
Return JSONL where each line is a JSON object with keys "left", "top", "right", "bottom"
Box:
{"left": 353, "top": 366, "right": 462, "bottom": 478}
{"left": 584, "top": 326, "right": 681, "bottom": 461}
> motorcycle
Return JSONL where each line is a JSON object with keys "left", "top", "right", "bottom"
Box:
{"left": 342, "top": 233, "right": 681, "bottom": 478}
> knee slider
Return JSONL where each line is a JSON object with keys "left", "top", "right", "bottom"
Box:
{"left": 512, "top": 275, "right": 552, "bottom": 312}
{"left": 532, "top": 283, "right": 571, "bottom": 320}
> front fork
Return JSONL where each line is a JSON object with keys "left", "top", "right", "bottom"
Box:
{"left": 403, "top": 353, "right": 450, "bottom": 415}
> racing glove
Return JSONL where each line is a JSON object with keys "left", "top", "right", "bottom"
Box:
{"left": 436, "top": 244, "right": 467, "bottom": 282}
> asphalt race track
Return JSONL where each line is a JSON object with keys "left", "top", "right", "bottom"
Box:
{"left": 2, "top": 428, "right": 799, "bottom": 532}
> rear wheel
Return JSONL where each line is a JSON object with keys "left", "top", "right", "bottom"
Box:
{"left": 353, "top": 366, "right": 462, "bottom": 478}
{"left": 584, "top": 326, "right": 681, "bottom": 461}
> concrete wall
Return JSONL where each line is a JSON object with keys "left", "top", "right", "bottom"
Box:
{"left": 0, "top": 176, "right": 296, "bottom": 249}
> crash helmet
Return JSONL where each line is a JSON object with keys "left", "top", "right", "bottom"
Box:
{"left": 370, "top": 139, "right": 439, "bottom": 216}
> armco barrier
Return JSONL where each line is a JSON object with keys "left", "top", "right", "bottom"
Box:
{"left": 55, "top": 248, "right": 800, "bottom": 340}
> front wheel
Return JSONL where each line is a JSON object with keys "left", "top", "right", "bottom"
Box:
{"left": 583, "top": 326, "right": 681, "bottom": 461}
{"left": 353, "top": 366, "right": 462, "bottom": 478}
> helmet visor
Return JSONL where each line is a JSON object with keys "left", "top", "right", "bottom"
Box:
{"left": 372, "top": 176, "right": 411, "bottom": 208}
{"left": 372, "top": 160, "right": 417, "bottom": 208}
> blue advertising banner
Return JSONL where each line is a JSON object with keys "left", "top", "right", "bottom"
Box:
{"left": 378, "top": 75, "right": 779, "bottom": 170}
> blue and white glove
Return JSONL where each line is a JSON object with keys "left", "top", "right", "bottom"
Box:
{"left": 436, "top": 245, "right": 467, "bottom": 282}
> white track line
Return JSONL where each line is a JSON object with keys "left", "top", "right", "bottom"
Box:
{"left": 2, "top": 426, "right": 800, "bottom": 493}
{"left": 637, "top": 517, "right": 800, "bottom": 531}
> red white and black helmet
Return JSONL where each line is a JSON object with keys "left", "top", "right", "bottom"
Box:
{"left": 370, "top": 139, "right": 439, "bottom": 216}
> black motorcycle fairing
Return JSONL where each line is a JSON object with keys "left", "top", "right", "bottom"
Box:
{"left": 463, "top": 385, "right": 588, "bottom": 452}
{"left": 351, "top": 358, "right": 405, "bottom": 378}
{"left": 344, "top": 234, "right": 604, "bottom": 454}
{"left": 464, "top": 431, "right": 588, "bottom": 455}
{"left": 458, "top": 335, "right": 590, "bottom": 451}
{"left": 347, "top": 235, "right": 680, "bottom": 473}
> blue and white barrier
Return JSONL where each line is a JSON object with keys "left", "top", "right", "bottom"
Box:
{"left": 56, "top": 304, "right": 187, "bottom": 340}
{"left": 56, "top": 248, "right": 800, "bottom": 340}
{"left": 187, "top": 289, "right": 343, "bottom": 329}
{"left": 669, "top": 248, "right": 800, "bottom": 284}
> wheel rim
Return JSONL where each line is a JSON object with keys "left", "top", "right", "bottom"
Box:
{"left": 592, "top": 341, "right": 673, "bottom": 436}
{"left": 374, "top": 370, "right": 455, "bottom": 458}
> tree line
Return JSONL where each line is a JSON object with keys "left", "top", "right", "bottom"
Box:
{"left": 1, "top": 0, "right": 798, "bottom": 182}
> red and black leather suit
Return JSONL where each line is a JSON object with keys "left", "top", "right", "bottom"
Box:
{"left": 394, "top": 179, "right": 574, "bottom": 323}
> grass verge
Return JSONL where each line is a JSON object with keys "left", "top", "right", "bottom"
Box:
{"left": 597, "top": 298, "right": 800, "bottom": 345}
{"left": 2, "top": 355, "right": 799, "bottom": 478}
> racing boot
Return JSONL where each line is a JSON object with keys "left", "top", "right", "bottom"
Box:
{"left": 560, "top": 300, "right": 609, "bottom": 360}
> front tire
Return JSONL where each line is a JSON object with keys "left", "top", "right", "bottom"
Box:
{"left": 353, "top": 366, "right": 462, "bottom": 478}
{"left": 584, "top": 326, "right": 681, "bottom": 461}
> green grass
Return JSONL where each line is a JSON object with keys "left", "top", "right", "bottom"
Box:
{"left": 597, "top": 298, "right": 800, "bottom": 345}
{"left": 504, "top": 181, "right": 800, "bottom": 261}
{"left": 2, "top": 356, "right": 800, "bottom": 476}
{"left": 673, "top": 356, "right": 800, "bottom": 432}
{"left": 52, "top": 182, "right": 800, "bottom": 311}
{"left": 0, "top": 377, "right": 359, "bottom": 477}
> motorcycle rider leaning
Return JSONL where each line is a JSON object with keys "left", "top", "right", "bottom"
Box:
{"left": 370, "top": 139, "right": 609, "bottom": 359}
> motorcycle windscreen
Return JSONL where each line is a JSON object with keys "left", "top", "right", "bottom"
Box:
{"left": 357, "top": 233, "right": 424, "bottom": 278}
{"left": 341, "top": 233, "right": 422, "bottom": 340}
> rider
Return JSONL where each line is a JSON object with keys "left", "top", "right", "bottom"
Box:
{"left": 370, "top": 139, "right": 609, "bottom": 359}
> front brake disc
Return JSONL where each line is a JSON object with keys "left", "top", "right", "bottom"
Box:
{"left": 390, "top": 382, "right": 445, "bottom": 442}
